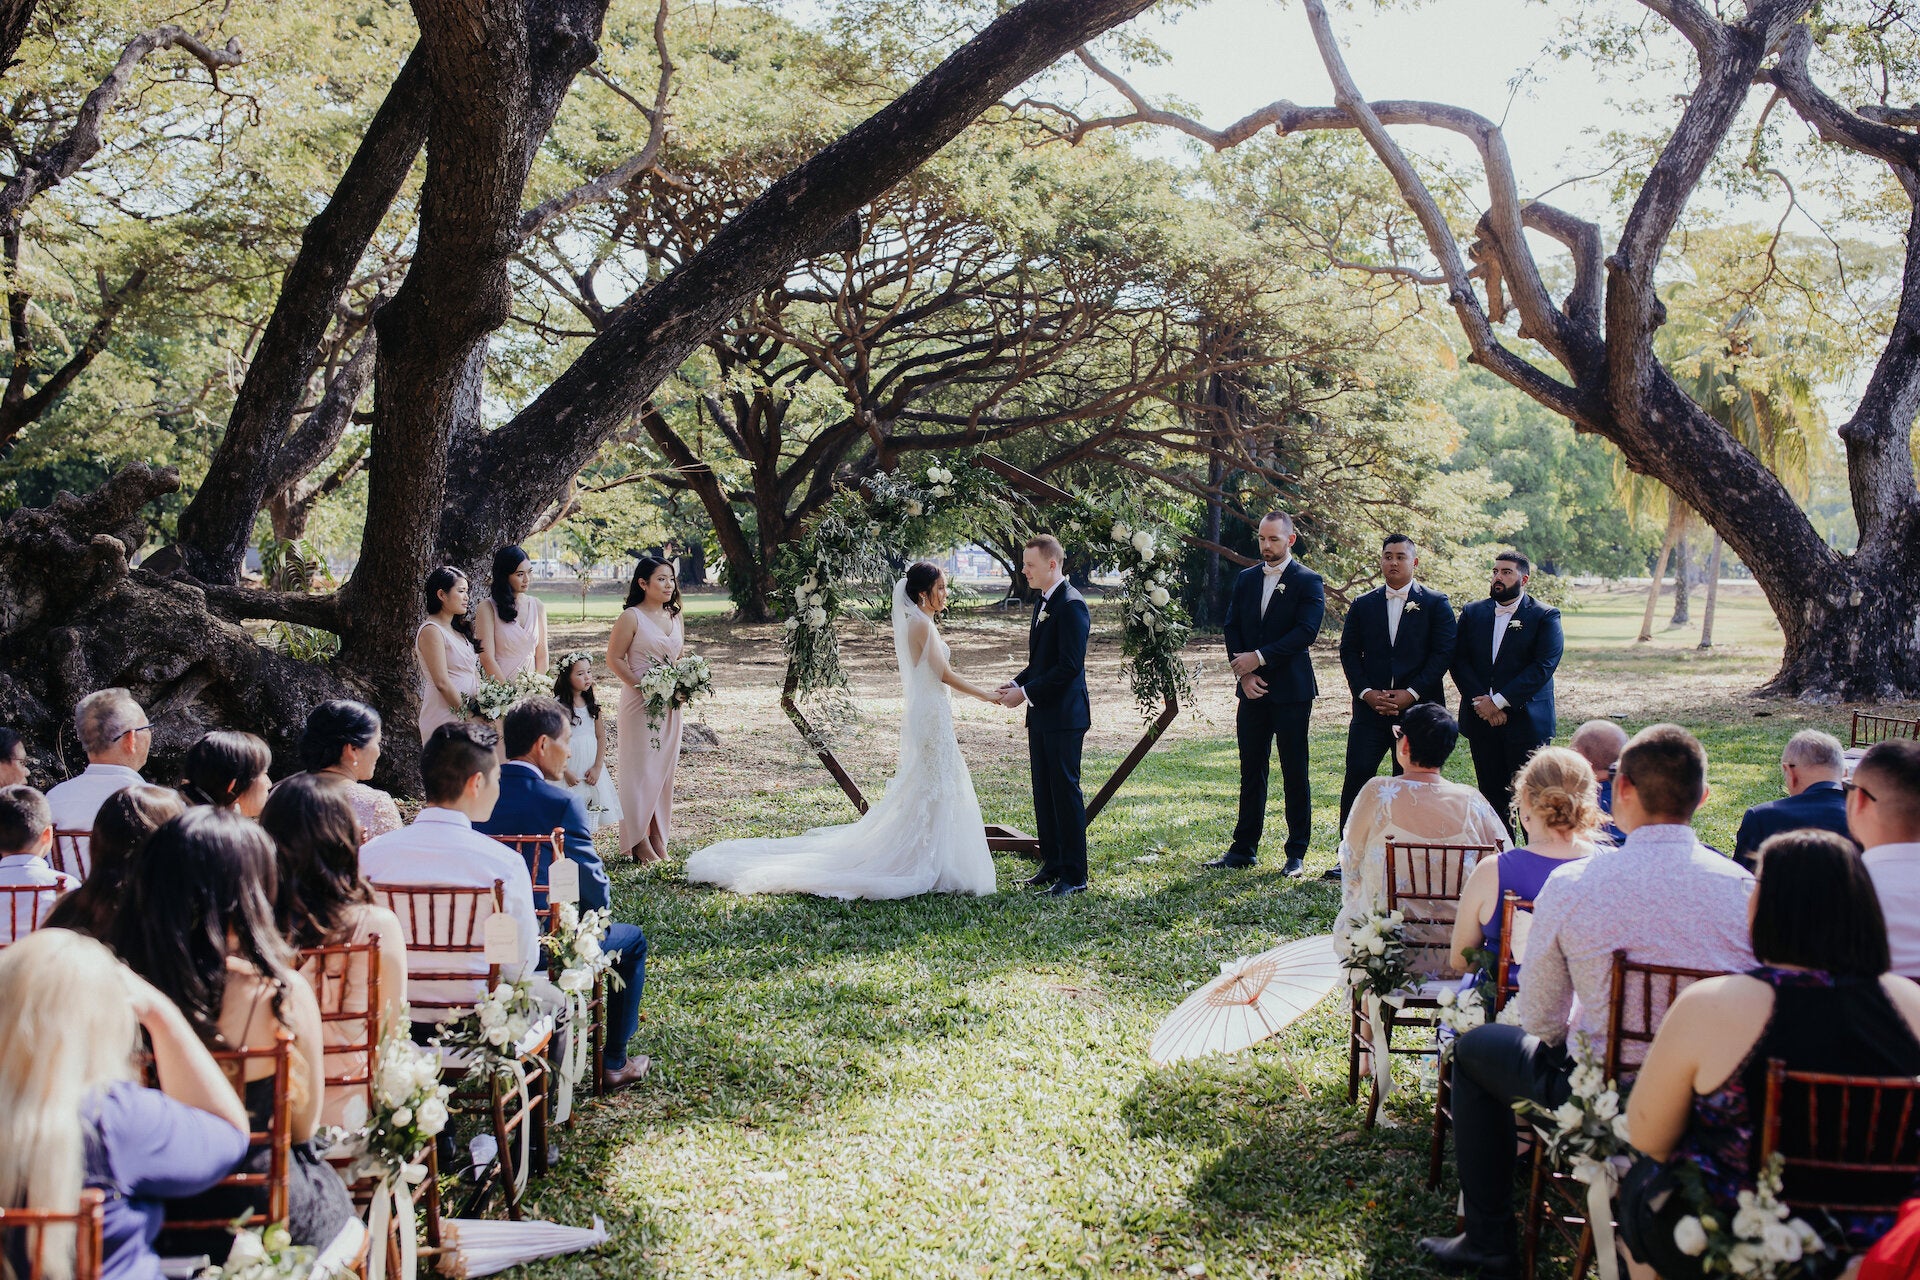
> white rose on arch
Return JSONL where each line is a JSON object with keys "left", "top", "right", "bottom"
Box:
{"left": 1131, "top": 529, "right": 1155, "bottom": 558}
{"left": 1147, "top": 585, "right": 1170, "bottom": 608}
{"left": 807, "top": 606, "right": 828, "bottom": 628}
{"left": 1111, "top": 521, "right": 1131, "bottom": 543}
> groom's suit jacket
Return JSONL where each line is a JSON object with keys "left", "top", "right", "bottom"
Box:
{"left": 1015, "top": 582, "right": 1091, "bottom": 733}
{"left": 1338, "top": 581, "right": 1457, "bottom": 709}
{"left": 1222, "top": 559, "right": 1325, "bottom": 705}
{"left": 1449, "top": 593, "right": 1564, "bottom": 743}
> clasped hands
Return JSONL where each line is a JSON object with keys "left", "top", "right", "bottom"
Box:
{"left": 1228, "top": 651, "right": 1267, "bottom": 699}
{"left": 991, "top": 682, "right": 1025, "bottom": 709}
{"left": 1470, "top": 694, "right": 1509, "bottom": 726}
{"left": 1359, "top": 688, "right": 1417, "bottom": 717}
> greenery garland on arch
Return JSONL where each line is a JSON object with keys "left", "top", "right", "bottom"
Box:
{"left": 771, "top": 453, "right": 1195, "bottom": 719}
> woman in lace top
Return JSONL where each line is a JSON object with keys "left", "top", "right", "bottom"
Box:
{"left": 297, "top": 700, "right": 402, "bottom": 840}
{"left": 1337, "top": 703, "right": 1507, "bottom": 971}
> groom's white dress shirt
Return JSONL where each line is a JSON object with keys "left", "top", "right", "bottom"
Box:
{"left": 1358, "top": 581, "right": 1418, "bottom": 701}
{"left": 1487, "top": 591, "right": 1526, "bottom": 709}
{"left": 1259, "top": 556, "right": 1292, "bottom": 614}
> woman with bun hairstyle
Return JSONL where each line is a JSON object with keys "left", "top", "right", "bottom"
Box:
{"left": 1450, "top": 745, "right": 1603, "bottom": 973}
{"left": 180, "top": 732, "right": 272, "bottom": 818}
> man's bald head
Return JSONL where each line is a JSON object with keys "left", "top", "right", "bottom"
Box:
{"left": 1569, "top": 720, "right": 1628, "bottom": 773}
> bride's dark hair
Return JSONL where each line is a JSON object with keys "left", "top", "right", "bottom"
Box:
{"left": 905, "top": 561, "right": 944, "bottom": 606}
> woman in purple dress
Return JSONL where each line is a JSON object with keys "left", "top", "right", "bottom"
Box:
{"left": 0, "top": 929, "right": 249, "bottom": 1280}
{"left": 1450, "top": 746, "right": 1604, "bottom": 976}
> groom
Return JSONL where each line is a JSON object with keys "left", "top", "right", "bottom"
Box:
{"left": 997, "top": 534, "right": 1092, "bottom": 897}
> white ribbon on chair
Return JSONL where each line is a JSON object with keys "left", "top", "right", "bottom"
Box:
{"left": 500, "top": 1058, "right": 533, "bottom": 1201}
{"left": 1571, "top": 1156, "right": 1625, "bottom": 1280}
{"left": 363, "top": 1168, "right": 422, "bottom": 1280}
{"left": 1365, "top": 992, "right": 1395, "bottom": 1102}
{"left": 550, "top": 991, "right": 592, "bottom": 1126}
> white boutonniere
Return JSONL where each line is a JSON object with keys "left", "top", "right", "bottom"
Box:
{"left": 1036, "top": 609, "right": 1049, "bottom": 624}
{"left": 1508, "top": 620, "right": 1522, "bottom": 632}
{"left": 1275, "top": 582, "right": 1287, "bottom": 595}
{"left": 1404, "top": 601, "right": 1421, "bottom": 613}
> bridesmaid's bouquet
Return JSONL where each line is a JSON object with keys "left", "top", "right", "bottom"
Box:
{"left": 466, "top": 669, "right": 549, "bottom": 721}
{"left": 637, "top": 653, "right": 712, "bottom": 746}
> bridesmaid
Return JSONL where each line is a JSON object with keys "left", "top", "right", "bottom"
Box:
{"left": 416, "top": 566, "right": 482, "bottom": 744}
{"left": 608, "top": 556, "right": 683, "bottom": 864}
{"left": 475, "top": 544, "right": 548, "bottom": 681}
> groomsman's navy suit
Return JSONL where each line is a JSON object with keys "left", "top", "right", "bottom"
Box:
{"left": 1732, "top": 781, "right": 1853, "bottom": 870}
{"left": 1336, "top": 581, "right": 1458, "bottom": 827}
{"left": 479, "top": 760, "right": 647, "bottom": 1070}
{"left": 1449, "top": 593, "right": 1563, "bottom": 833}
{"left": 1015, "top": 581, "right": 1092, "bottom": 888}
{"left": 1222, "top": 558, "right": 1326, "bottom": 866}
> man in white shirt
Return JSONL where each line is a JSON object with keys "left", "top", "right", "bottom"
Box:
{"left": 361, "top": 722, "right": 541, "bottom": 1019}
{"left": 0, "top": 785, "right": 74, "bottom": 943}
{"left": 1421, "top": 724, "right": 1754, "bottom": 1277}
{"left": 44, "top": 688, "right": 152, "bottom": 855}
{"left": 1852, "top": 739, "right": 1920, "bottom": 976}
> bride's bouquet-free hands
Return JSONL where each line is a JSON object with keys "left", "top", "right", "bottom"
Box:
{"left": 638, "top": 653, "right": 713, "bottom": 746}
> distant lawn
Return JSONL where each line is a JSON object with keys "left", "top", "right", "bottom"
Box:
{"left": 490, "top": 578, "right": 1890, "bottom": 1280}
{"left": 536, "top": 585, "right": 738, "bottom": 623}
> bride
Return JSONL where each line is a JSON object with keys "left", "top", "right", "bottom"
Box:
{"left": 684, "top": 562, "right": 1002, "bottom": 900}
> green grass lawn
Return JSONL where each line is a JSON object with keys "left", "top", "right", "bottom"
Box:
{"left": 535, "top": 586, "right": 738, "bottom": 623}
{"left": 502, "top": 583, "right": 1860, "bottom": 1279}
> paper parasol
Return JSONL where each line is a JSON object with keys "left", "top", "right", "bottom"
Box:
{"left": 1149, "top": 934, "right": 1342, "bottom": 1066}
{"left": 437, "top": 1216, "right": 610, "bottom": 1278}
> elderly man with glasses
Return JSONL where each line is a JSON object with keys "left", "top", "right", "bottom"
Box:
{"left": 1853, "top": 739, "right": 1920, "bottom": 977}
{"left": 44, "top": 688, "right": 154, "bottom": 847}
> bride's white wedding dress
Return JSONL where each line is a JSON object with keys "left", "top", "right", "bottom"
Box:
{"left": 683, "top": 580, "right": 997, "bottom": 900}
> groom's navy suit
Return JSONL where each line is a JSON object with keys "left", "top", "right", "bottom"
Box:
{"left": 1336, "top": 581, "right": 1457, "bottom": 828}
{"left": 1222, "top": 558, "right": 1325, "bottom": 865}
{"left": 1450, "top": 593, "right": 1563, "bottom": 833}
{"left": 1015, "top": 581, "right": 1092, "bottom": 887}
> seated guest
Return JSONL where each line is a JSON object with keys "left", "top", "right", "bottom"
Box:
{"left": 262, "top": 774, "right": 410, "bottom": 1128}
{"left": 45, "top": 689, "right": 151, "bottom": 850}
{"left": 1337, "top": 703, "right": 1507, "bottom": 973}
{"left": 477, "top": 698, "right": 650, "bottom": 1088}
{"left": 0, "top": 929, "right": 250, "bottom": 1280}
{"left": 180, "top": 731, "right": 272, "bottom": 818}
{"left": 1568, "top": 718, "right": 1627, "bottom": 844}
{"left": 298, "top": 700, "right": 402, "bottom": 840}
{"left": 1853, "top": 739, "right": 1920, "bottom": 977}
{"left": 113, "top": 809, "right": 353, "bottom": 1260}
{"left": 0, "top": 786, "right": 73, "bottom": 943}
{"left": 0, "top": 726, "right": 26, "bottom": 787}
{"left": 1450, "top": 747, "right": 1603, "bottom": 976}
{"left": 1421, "top": 724, "right": 1757, "bottom": 1277}
{"left": 360, "top": 723, "right": 539, "bottom": 1024}
{"left": 43, "top": 786, "right": 185, "bottom": 940}
{"left": 1732, "top": 729, "right": 1852, "bottom": 870}
{"left": 1625, "top": 830, "right": 1920, "bottom": 1266}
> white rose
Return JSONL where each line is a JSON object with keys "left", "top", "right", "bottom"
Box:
{"left": 558, "top": 967, "right": 590, "bottom": 993}
{"left": 807, "top": 606, "right": 828, "bottom": 628}
{"left": 1147, "top": 585, "right": 1170, "bottom": 607}
{"left": 1593, "top": 1091, "right": 1619, "bottom": 1120}
{"left": 413, "top": 1057, "right": 441, "bottom": 1090}
{"left": 1733, "top": 1193, "right": 1772, "bottom": 1240}
{"left": 808, "top": 592, "right": 824, "bottom": 607}
{"left": 1728, "top": 1242, "right": 1767, "bottom": 1276}
{"left": 906, "top": 501, "right": 923, "bottom": 517}
{"left": 484, "top": 1025, "right": 510, "bottom": 1046}
{"left": 391, "top": 1106, "right": 413, "bottom": 1128}
{"left": 1760, "top": 1221, "right": 1801, "bottom": 1263}
{"left": 1131, "top": 529, "right": 1154, "bottom": 553}
{"left": 785, "top": 617, "right": 800, "bottom": 631}
{"left": 1111, "top": 522, "right": 1131, "bottom": 543}
{"left": 1386, "top": 910, "right": 1404, "bottom": 926}
{"left": 1365, "top": 935, "right": 1386, "bottom": 955}
{"left": 416, "top": 1096, "right": 449, "bottom": 1136}
{"left": 1346, "top": 968, "right": 1366, "bottom": 987}
{"left": 1435, "top": 988, "right": 1455, "bottom": 1007}
{"left": 492, "top": 983, "right": 513, "bottom": 1003}
{"left": 477, "top": 1003, "right": 505, "bottom": 1028}
{"left": 795, "top": 584, "right": 810, "bottom": 605}
{"left": 932, "top": 484, "right": 951, "bottom": 497}
{"left": 1610, "top": 1113, "right": 1632, "bottom": 1142}
{"left": 1553, "top": 1101, "right": 1585, "bottom": 1129}
{"left": 1673, "top": 1216, "right": 1708, "bottom": 1257}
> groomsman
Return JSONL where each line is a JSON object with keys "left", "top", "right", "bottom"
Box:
{"left": 1336, "top": 534, "right": 1458, "bottom": 841}
{"left": 1449, "top": 551, "right": 1563, "bottom": 833}
{"left": 1212, "top": 512, "right": 1325, "bottom": 876}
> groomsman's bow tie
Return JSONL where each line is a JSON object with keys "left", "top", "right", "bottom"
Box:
{"left": 1261, "top": 562, "right": 1287, "bottom": 577}
{"left": 1385, "top": 587, "right": 1410, "bottom": 601}
{"left": 1494, "top": 602, "right": 1519, "bottom": 618}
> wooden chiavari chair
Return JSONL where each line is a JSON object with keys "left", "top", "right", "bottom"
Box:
{"left": 1761, "top": 1059, "right": 1920, "bottom": 1226}
{"left": 487, "top": 827, "right": 609, "bottom": 1103}
{"left": 1429, "top": 892, "right": 1532, "bottom": 1189}
{"left": 1851, "top": 711, "right": 1920, "bottom": 749}
{"left": 0, "top": 1189, "right": 106, "bottom": 1280}
{"left": 159, "top": 1031, "right": 295, "bottom": 1241}
{"left": 0, "top": 881, "right": 70, "bottom": 948}
{"left": 48, "top": 829, "right": 90, "bottom": 880}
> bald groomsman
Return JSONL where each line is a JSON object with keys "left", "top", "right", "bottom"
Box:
{"left": 1333, "top": 535, "right": 1458, "bottom": 878}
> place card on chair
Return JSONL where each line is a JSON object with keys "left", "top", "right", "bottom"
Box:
{"left": 548, "top": 857, "right": 580, "bottom": 905}
{"left": 483, "top": 913, "right": 521, "bottom": 965}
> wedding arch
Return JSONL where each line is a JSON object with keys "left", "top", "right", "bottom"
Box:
{"left": 770, "top": 452, "right": 1194, "bottom": 855}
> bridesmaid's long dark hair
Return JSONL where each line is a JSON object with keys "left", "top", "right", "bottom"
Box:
{"left": 423, "top": 565, "right": 480, "bottom": 650}
{"left": 489, "top": 545, "right": 529, "bottom": 624}
{"left": 624, "top": 556, "right": 682, "bottom": 616}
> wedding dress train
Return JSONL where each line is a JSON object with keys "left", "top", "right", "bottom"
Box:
{"left": 683, "top": 580, "right": 997, "bottom": 900}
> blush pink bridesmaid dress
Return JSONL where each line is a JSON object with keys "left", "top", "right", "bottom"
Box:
{"left": 615, "top": 606, "right": 684, "bottom": 863}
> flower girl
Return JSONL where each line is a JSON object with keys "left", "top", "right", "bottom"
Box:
{"left": 553, "top": 652, "right": 622, "bottom": 830}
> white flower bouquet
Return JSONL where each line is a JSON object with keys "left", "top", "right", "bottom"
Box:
{"left": 637, "top": 652, "right": 712, "bottom": 746}
{"left": 464, "top": 668, "right": 548, "bottom": 721}
{"left": 1671, "top": 1154, "right": 1830, "bottom": 1278}
{"left": 1338, "top": 908, "right": 1414, "bottom": 1001}
{"left": 199, "top": 1221, "right": 338, "bottom": 1280}
{"left": 431, "top": 979, "right": 546, "bottom": 1083}
{"left": 542, "top": 901, "right": 626, "bottom": 996}
{"left": 325, "top": 1035, "right": 450, "bottom": 1185}
{"left": 1516, "top": 1034, "right": 1638, "bottom": 1280}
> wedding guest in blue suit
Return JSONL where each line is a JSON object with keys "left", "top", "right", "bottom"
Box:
{"left": 479, "top": 697, "right": 651, "bottom": 1089}
{"left": 1732, "top": 729, "right": 1853, "bottom": 870}
{"left": 1336, "top": 534, "right": 1457, "bottom": 839}
{"left": 1449, "top": 551, "right": 1563, "bottom": 836}
{"left": 1213, "top": 512, "right": 1325, "bottom": 876}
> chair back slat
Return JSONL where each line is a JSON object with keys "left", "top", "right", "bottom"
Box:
{"left": 1385, "top": 840, "right": 1502, "bottom": 978}
{"left": 1762, "top": 1060, "right": 1920, "bottom": 1214}
{"left": 488, "top": 828, "right": 565, "bottom": 921}
{"left": 0, "top": 1188, "right": 106, "bottom": 1280}
{"left": 298, "top": 935, "right": 383, "bottom": 1115}
{"left": 1493, "top": 892, "right": 1534, "bottom": 1012}
{"left": 1852, "top": 710, "right": 1920, "bottom": 748}
{"left": 162, "top": 1032, "right": 294, "bottom": 1232}
{"left": 0, "top": 882, "right": 69, "bottom": 948}
{"left": 48, "top": 830, "right": 90, "bottom": 880}
{"left": 1603, "top": 950, "right": 1724, "bottom": 1084}
{"left": 368, "top": 881, "right": 505, "bottom": 1018}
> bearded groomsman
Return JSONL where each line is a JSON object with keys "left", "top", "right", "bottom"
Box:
{"left": 1334, "top": 535, "right": 1458, "bottom": 873}
{"left": 1450, "top": 551, "right": 1563, "bottom": 834}
{"left": 1211, "top": 512, "right": 1325, "bottom": 876}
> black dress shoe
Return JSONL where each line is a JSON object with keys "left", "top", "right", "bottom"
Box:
{"left": 1319, "top": 865, "right": 1343, "bottom": 881}
{"left": 1046, "top": 881, "right": 1087, "bottom": 897}
{"left": 1417, "top": 1232, "right": 1515, "bottom": 1278}
{"left": 1202, "top": 855, "right": 1254, "bottom": 870}
{"left": 1282, "top": 857, "right": 1305, "bottom": 878}
{"left": 1020, "top": 871, "right": 1058, "bottom": 889}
